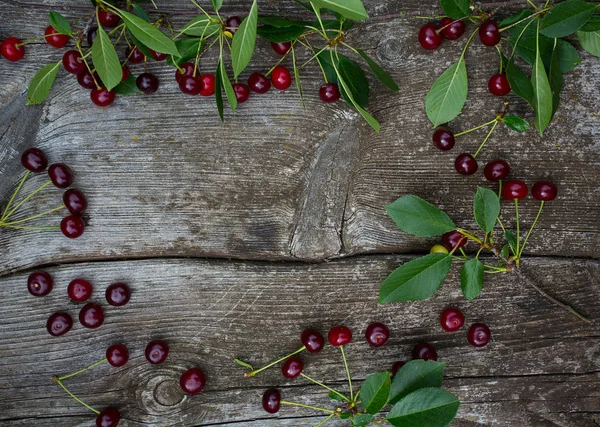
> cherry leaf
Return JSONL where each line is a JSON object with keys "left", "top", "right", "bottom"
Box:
{"left": 26, "top": 62, "right": 61, "bottom": 105}
{"left": 426, "top": 59, "right": 468, "bottom": 127}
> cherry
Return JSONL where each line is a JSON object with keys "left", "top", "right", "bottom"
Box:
{"left": 48, "top": 163, "right": 74, "bottom": 188}
{"left": 365, "top": 322, "right": 390, "bottom": 347}
{"left": 271, "top": 41, "right": 292, "bottom": 55}
{"left": 180, "top": 368, "right": 206, "bottom": 394}
{"left": 442, "top": 230, "right": 467, "bottom": 251}
{"left": 502, "top": 179, "right": 528, "bottom": 200}
{"left": 391, "top": 361, "right": 406, "bottom": 377}
{"left": 467, "top": 323, "right": 491, "bottom": 347}
{"left": 281, "top": 356, "right": 303, "bottom": 379}
{"left": 77, "top": 70, "right": 99, "bottom": 89}
{"left": 136, "top": 73, "right": 159, "bottom": 95}
{"left": 319, "top": 83, "right": 341, "bottom": 103}
{"left": 233, "top": 83, "right": 250, "bottom": 103}
{"left": 87, "top": 27, "right": 98, "bottom": 47}
{"left": 150, "top": 49, "right": 167, "bottom": 61}
{"left": 455, "top": 153, "right": 478, "bottom": 175}
{"left": 479, "top": 20, "right": 501, "bottom": 46}
{"left": 91, "top": 88, "right": 116, "bottom": 107}
{"left": 488, "top": 74, "right": 511, "bottom": 96}
{"left": 61, "top": 215, "right": 85, "bottom": 239}
{"left": 62, "top": 50, "right": 85, "bottom": 75}
{"left": 532, "top": 181, "right": 557, "bottom": 201}
{"left": 79, "top": 302, "right": 104, "bottom": 329}
{"left": 200, "top": 74, "right": 216, "bottom": 96}
{"left": 96, "top": 407, "right": 120, "bottom": 427}
{"left": 418, "top": 24, "right": 443, "bottom": 50}
{"left": 105, "top": 283, "right": 131, "bottom": 307}
{"left": 175, "top": 62, "right": 195, "bottom": 83}
{"left": 63, "top": 189, "right": 88, "bottom": 215}
{"left": 248, "top": 72, "right": 271, "bottom": 94}
{"left": 126, "top": 46, "right": 145, "bottom": 64}
{"left": 145, "top": 340, "right": 169, "bottom": 364}
{"left": 98, "top": 10, "right": 121, "bottom": 28}
{"left": 262, "top": 388, "right": 281, "bottom": 413}
{"left": 432, "top": 128, "right": 455, "bottom": 151}
{"left": 67, "top": 278, "right": 93, "bottom": 302}
{"left": 0, "top": 37, "right": 25, "bottom": 62}
{"left": 439, "top": 17, "right": 465, "bottom": 40}
{"left": 47, "top": 312, "right": 73, "bottom": 336}
{"left": 440, "top": 307, "right": 465, "bottom": 332}
{"left": 300, "top": 328, "right": 325, "bottom": 353}
{"left": 226, "top": 16, "right": 242, "bottom": 35}
{"left": 484, "top": 159, "right": 510, "bottom": 182}
{"left": 121, "top": 65, "right": 130, "bottom": 82}
{"left": 21, "top": 148, "right": 48, "bottom": 173}
{"left": 27, "top": 271, "right": 53, "bottom": 297}
{"left": 328, "top": 325, "right": 352, "bottom": 347}
{"left": 271, "top": 66, "right": 292, "bottom": 90}
{"left": 106, "top": 344, "right": 129, "bottom": 367}
{"left": 45, "top": 26, "right": 69, "bottom": 48}
{"left": 430, "top": 244, "right": 449, "bottom": 254}
{"left": 412, "top": 342, "right": 438, "bottom": 361}
{"left": 179, "top": 75, "right": 202, "bottom": 95}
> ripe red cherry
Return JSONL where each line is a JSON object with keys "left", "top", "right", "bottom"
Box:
{"left": 79, "top": 303, "right": 104, "bottom": 329}
{"left": 442, "top": 230, "right": 467, "bottom": 251}
{"left": 328, "top": 325, "right": 352, "bottom": 346}
{"left": 319, "top": 83, "right": 341, "bottom": 103}
{"left": 67, "top": 278, "right": 93, "bottom": 302}
{"left": 440, "top": 307, "right": 465, "bottom": 332}
{"left": 98, "top": 10, "right": 121, "bottom": 28}
{"left": 484, "top": 159, "right": 510, "bottom": 182}
{"left": 96, "top": 407, "right": 120, "bottom": 427}
{"left": 106, "top": 344, "right": 129, "bottom": 367}
{"left": 48, "top": 163, "right": 74, "bottom": 188}
{"left": 63, "top": 189, "right": 88, "bottom": 215}
{"left": 145, "top": 340, "right": 169, "bottom": 364}
{"left": 63, "top": 50, "right": 86, "bottom": 74}
{"left": 418, "top": 23, "right": 443, "bottom": 50}
{"left": 281, "top": 356, "right": 303, "bottom": 379}
{"left": 45, "top": 26, "right": 69, "bottom": 48}
{"left": 105, "top": 283, "right": 131, "bottom": 307}
{"left": 432, "top": 128, "right": 455, "bottom": 151}
{"left": 502, "top": 180, "right": 528, "bottom": 200}
{"left": 28, "top": 271, "right": 53, "bottom": 297}
{"left": 175, "top": 62, "right": 195, "bottom": 83}
{"left": 121, "top": 65, "right": 130, "bottom": 81}
{"left": 391, "top": 361, "right": 406, "bottom": 377}
{"left": 455, "top": 153, "right": 478, "bottom": 175}
{"left": 532, "top": 181, "right": 557, "bottom": 201}
{"left": 61, "top": 215, "right": 85, "bottom": 239}
{"left": 226, "top": 16, "right": 242, "bottom": 34}
{"left": 136, "top": 73, "right": 159, "bottom": 95}
{"left": 271, "top": 41, "right": 292, "bottom": 55}
{"left": 271, "top": 66, "right": 292, "bottom": 90}
{"left": 248, "top": 72, "right": 271, "bottom": 94}
{"left": 365, "top": 322, "right": 390, "bottom": 347}
{"left": 479, "top": 20, "right": 501, "bottom": 46}
{"left": 21, "top": 148, "right": 48, "bottom": 173}
{"left": 77, "top": 70, "right": 99, "bottom": 89}
{"left": 467, "top": 323, "right": 491, "bottom": 347}
{"left": 262, "top": 388, "right": 281, "bottom": 413}
{"left": 488, "top": 74, "right": 511, "bottom": 96}
{"left": 91, "top": 88, "right": 116, "bottom": 107}
{"left": 180, "top": 368, "right": 206, "bottom": 394}
{"left": 0, "top": 37, "right": 25, "bottom": 62}
{"left": 233, "top": 83, "right": 250, "bottom": 103}
{"left": 200, "top": 74, "right": 216, "bottom": 96}
{"left": 300, "top": 328, "right": 325, "bottom": 353}
{"left": 47, "top": 312, "right": 73, "bottom": 336}
{"left": 179, "top": 75, "right": 203, "bottom": 95}
{"left": 439, "top": 17, "right": 465, "bottom": 40}
{"left": 126, "top": 46, "right": 145, "bottom": 64}
{"left": 412, "top": 342, "right": 438, "bottom": 361}
{"left": 150, "top": 49, "right": 167, "bottom": 61}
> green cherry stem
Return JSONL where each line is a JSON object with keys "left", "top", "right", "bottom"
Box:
{"left": 4, "top": 180, "right": 52, "bottom": 220}
{"left": 1, "top": 205, "right": 65, "bottom": 226}
{"left": 57, "top": 358, "right": 108, "bottom": 381}
{"left": 52, "top": 377, "right": 100, "bottom": 415}
{"left": 473, "top": 118, "right": 500, "bottom": 158}
{"left": 514, "top": 199, "right": 521, "bottom": 267}
{"left": 518, "top": 201, "right": 544, "bottom": 259}
{"left": 311, "top": 3, "right": 329, "bottom": 40}
{"left": 339, "top": 345, "right": 354, "bottom": 401}
{"left": 300, "top": 373, "right": 350, "bottom": 402}
{"left": 244, "top": 346, "right": 306, "bottom": 377}
{"left": 1, "top": 170, "right": 30, "bottom": 221}
{"left": 314, "top": 413, "right": 337, "bottom": 427}
{"left": 454, "top": 118, "right": 497, "bottom": 137}
{"left": 280, "top": 401, "right": 334, "bottom": 414}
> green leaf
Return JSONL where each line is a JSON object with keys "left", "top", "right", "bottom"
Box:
{"left": 355, "top": 48, "right": 399, "bottom": 91}
{"left": 532, "top": 22, "right": 553, "bottom": 136}
{"left": 500, "top": 9, "right": 533, "bottom": 28}
{"left": 460, "top": 258, "right": 484, "bottom": 300}
{"left": 505, "top": 231, "right": 518, "bottom": 255}
{"left": 440, "top": 0, "right": 471, "bottom": 20}
{"left": 49, "top": 11, "right": 71, "bottom": 35}
{"left": 219, "top": 59, "right": 237, "bottom": 112}
{"left": 328, "top": 391, "right": 346, "bottom": 401}
{"left": 232, "top": 0, "right": 259, "bottom": 78}
{"left": 379, "top": 254, "right": 452, "bottom": 303}
{"left": 500, "top": 244, "right": 510, "bottom": 261}
{"left": 502, "top": 115, "right": 530, "bottom": 132}
{"left": 310, "top": 0, "right": 369, "bottom": 21}
{"left": 211, "top": 0, "right": 223, "bottom": 12}
{"left": 548, "top": 39, "right": 564, "bottom": 117}
{"left": 540, "top": 0, "right": 597, "bottom": 38}
{"left": 215, "top": 62, "right": 225, "bottom": 121}
{"left": 26, "top": 62, "right": 61, "bottom": 105}
{"left": 425, "top": 59, "right": 468, "bottom": 127}
{"left": 233, "top": 358, "right": 254, "bottom": 370}
{"left": 580, "top": 16, "right": 600, "bottom": 32}
{"left": 166, "top": 38, "right": 204, "bottom": 67}
{"left": 113, "top": 73, "right": 140, "bottom": 95}
{"left": 132, "top": 4, "right": 150, "bottom": 22}
{"left": 337, "top": 55, "right": 370, "bottom": 108}
{"left": 92, "top": 26, "right": 122, "bottom": 90}
{"left": 180, "top": 15, "right": 221, "bottom": 36}
{"left": 360, "top": 372, "right": 391, "bottom": 415}
{"left": 388, "top": 360, "right": 445, "bottom": 405}
{"left": 387, "top": 388, "right": 460, "bottom": 427}
{"left": 511, "top": 36, "right": 580, "bottom": 73}
{"left": 578, "top": 29, "right": 600, "bottom": 56}
{"left": 352, "top": 414, "right": 374, "bottom": 427}
{"left": 339, "top": 412, "right": 352, "bottom": 420}
{"left": 506, "top": 59, "right": 534, "bottom": 106}
{"left": 473, "top": 187, "right": 500, "bottom": 233}
{"left": 385, "top": 195, "right": 455, "bottom": 237}
{"left": 119, "top": 10, "right": 179, "bottom": 56}
{"left": 257, "top": 24, "right": 306, "bottom": 42}
{"left": 258, "top": 16, "right": 308, "bottom": 27}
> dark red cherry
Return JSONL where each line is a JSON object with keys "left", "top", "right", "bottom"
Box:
{"left": 48, "top": 163, "right": 73, "bottom": 188}
{"left": 87, "top": 26, "right": 98, "bottom": 47}
{"left": 484, "top": 159, "right": 510, "bottom": 182}
{"left": 442, "top": 230, "right": 467, "bottom": 251}
{"left": 96, "top": 407, "right": 120, "bottom": 427}
{"left": 79, "top": 303, "right": 104, "bottom": 329}
{"left": 319, "top": 83, "right": 341, "bottom": 103}
{"left": 439, "top": 17, "right": 465, "bottom": 40}
{"left": 271, "top": 41, "right": 292, "bottom": 55}
{"left": 91, "top": 88, "right": 116, "bottom": 107}
{"left": 467, "top": 323, "right": 491, "bottom": 347}
{"left": 479, "top": 20, "right": 501, "bottom": 46}
{"left": 328, "top": 325, "right": 352, "bottom": 347}
{"left": 61, "top": 215, "right": 85, "bottom": 238}
{"left": 98, "top": 10, "right": 121, "bottom": 28}
{"left": 233, "top": 83, "right": 250, "bottom": 103}
{"left": 248, "top": 72, "right": 271, "bottom": 94}
{"left": 502, "top": 180, "right": 528, "bottom": 200}
{"left": 136, "top": 73, "right": 159, "bottom": 95}
{"left": 27, "top": 271, "right": 53, "bottom": 297}
{"left": 281, "top": 356, "right": 303, "bottom": 379}
{"left": 45, "top": 25, "right": 69, "bottom": 48}
{"left": 180, "top": 368, "right": 206, "bottom": 394}
{"left": 106, "top": 344, "right": 129, "bottom": 367}
{"left": 300, "top": 328, "right": 325, "bottom": 353}
{"left": 200, "top": 74, "right": 216, "bottom": 96}
{"left": 365, "top": 322, "right": 390, "bottom": 347}
{"left": 63, "top": 189, "right": 88, "bottom": 215}
{"left": 105, "top": 283, "right": 131, "bottom": 307}
{"left": 488, "top": 74, "right": 511, "bottom": 96}
{"left": 226, "top": 16, "right": 242, "bottom": 34}
{"left": 455, "top": 153, "right": 478, "bottom": 175}
{"left": 77, "top": 70, "right": 99, "bottom": 89}
{"left": 150, "top": 49, "right": 167, "bottom": 61}
{"left": 432, "top": 128, "right": 455, "bottom": 151}
{"left": 121, "top": 65, "right": 130, "bottom": 81}
{"left": 62, "top": 50, "right": 85, "bottom": 74}
{"left": 440, "top": 307, "right": 465, "bottom": 332}
{"left": 412, "top": 342, "right": 438, "bottom": 361}
{"left": 126, "top": 46, "right": 145, "bottom": 64}
{"left": 271, "top": 66, "right": 292, "bottom": 90}
{"left": 391, "top": 361, "right": 406, "bottom": 377}
{"left": 67, "top": 278, "right": 93, "bottom": 302}
{"left": 175, "top": 62, "right": 195, "bottom": 83}
{"left": 21, "top": 148, "right": 48, "bottom": 173}
{"left": 47, "top": 312, "right": 73, "bottom": 336}
{"left": 0, "top": 37, "right": 25, "bottom": 62}
{"left": 179, "top": 75, "right": 202, "bottom": 95}
{"left": 262, "top": 388, "right": 281, "bottom": 413}
{"left": 532, "top": 181, "right": 557, "bottom": 201}
{"left": 145, "top": 340, "right": 169, "bottom": 364}
{"left": 418, "top": 23, "right": 443, "bottom": 50}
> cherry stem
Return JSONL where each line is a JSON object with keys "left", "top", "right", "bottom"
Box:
{"left": 454, "top": 118, "right": 497, "bottom": 137}
{"left": 4, "top": 180, "right": 52, "bottom": 220}
{"left": 496, "top": 45, "right": 504, "bottom": 74}
{"left": 435, "top": 14, "right": 470, "bottom": 34}
{"left": 1, "top": 205, "right": 65, "bottom": 226}
{"left": 280, "top": 401, "right": 334, "bottom": 414}
{"left": 311, "top": 3, "right": 329, "bottom": 40}
{"left": 473, "top": 118, "right": 500, "bottom": 158}
{"left": 518, "top": 201, "right": 544, "bottom": 258}
{"left": 58, "top": 358, "right": 107, "bottom": 381}
{"left": 52, "top": 377, "right": 100, "bottom": 415}
{"left": 1, "top": 170, "right": 30, "bottom": 222}
{"left": 339, "top": 345, "right": 354, "bottom": 401}
{"left": 244, "top": 346, "right": 306, "bottom": 377}
{"left": 300, "top": 373, "right": 350, "bottom": 402}
{"left": 265, "top": 48, "right": 293, "bottom": 77}
{"left": 314, "top": 413, "right": 337, "bottom": 427}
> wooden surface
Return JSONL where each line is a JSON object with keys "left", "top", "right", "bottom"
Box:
{"left": 0, "top": 0, "right": 599, "bottom": 426}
